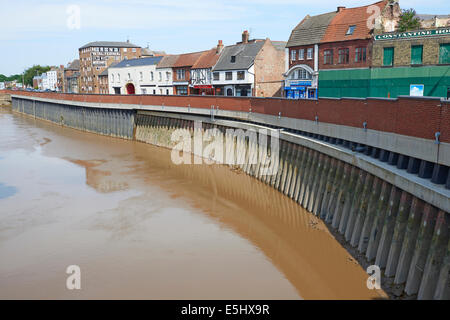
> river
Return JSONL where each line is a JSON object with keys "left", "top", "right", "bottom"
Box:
{"left": 0, "top": 107, "right": 386, "bottom": 299}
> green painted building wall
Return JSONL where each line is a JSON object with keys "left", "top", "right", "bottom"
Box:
{"left": 318, "top": 65, "right": 450, "bottom": 99}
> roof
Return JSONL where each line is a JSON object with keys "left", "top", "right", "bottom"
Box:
{"left": 156, "top": 55, "right": 179, "bottom": 68}
{"left": 110, "top": 56, "right": 163, "bottom": 69}
{"left": 67, "top": 72, "right": 80, "bottom": 79}
{"left": 79, "top": 41, "right": 140, "bottom": 49}
{"left": 173, "top": 51, "right": 205, "bottom": 68}
{"left": 321, "top": 1, "right": 387, "bottom": 43}
{"left": 271, "top": 41, "right": 287, "bottom": 51}
{"left": 287, "top": 11, "right": 337, "bottom": 47}
{"left": 213, "top": 41, "right": 265, "bottom": 71}
{"left": 142, "top": 48, "right": 166, "bottom": 56}
{"left": 99, "top": 63, "right": 118, "bottom": 76}
{"left": 417, "top": 14, "right": 450, "bottom": 20}
{"left": 66, "top": 59, "right": 80, "bottom": 71}
{"left": 192, "top": 48, "right": 221, "bottom": 69}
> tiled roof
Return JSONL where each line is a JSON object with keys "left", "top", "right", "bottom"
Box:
{"left": 321, "top": 1, "right": 387, "bottom": 43}
{"left": 79, "top": 41, "right": 140, "bottom": 49}
{"left": 192, "top": 48, "right": 221, "bottom": 69}
{"left": 173, "top": 51, "right": 205, "bottom": 68}
{"left": 110, "top": 56, "right": 163, "bottom": 69}
{"left": 213, "top": 41, "right": 265, "bottom": 71}
{"left": 99, "top": 62, "right": 118, "bottom": 76}
{"left": 142, "top": 48, "right": 166, "bottom": 56}
{"left": 271, "top": 41, "right": 287, "bottom": 51}
{"left": 66, "top": 59, "right": 80, "bottom": 70}
{"left": 417, "top": 14, "right": 450, "bottom": 20}
{"left": 156, "top": 55, "right": 180, "bottom": 68}
{"left": 287, "top": 12, "right": 337, "bottom": 47}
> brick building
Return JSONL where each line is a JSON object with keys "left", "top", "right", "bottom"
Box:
{"left": 64, "top": 59, "right": 80, "bottom": 93}
{"left": 285, "top": 11, "right": 336, "bottom": 99}
{"left": 318, "top": 1, "right": 401, "bottom": 98}
{"left": 190, "top": 43, "right": 223, "bottom": 95}
{"left": 79, "top": 41, "right": 141, "bottom": 94}
{"left": 371, "top": 28, "right": 450, "bottom": 98}
{"left": 172, "top": 51, "right": 205, "bottom": 95}
{"left": 212, "top": 31, "right": 286, "bottom": 97}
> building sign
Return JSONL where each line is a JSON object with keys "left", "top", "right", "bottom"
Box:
{"left": 285, "top": 80, "right": 312, "bottom": 89}
{"left": 375, "top": 28, "right": 450, "bottom": 41}
{"left": 410, "top": 84, "right": 424, "bottom": 97}
{"left": 92, "top": 52, "right": 120, "bottom": 56}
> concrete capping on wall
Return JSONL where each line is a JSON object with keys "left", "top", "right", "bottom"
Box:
{"left": 11, "top": 94, "right": 450, "bottom": 167}
{"left": 140, "top": 110, "right": 450, "bottom": 213}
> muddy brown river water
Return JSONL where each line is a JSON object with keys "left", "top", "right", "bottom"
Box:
{"left": 0, "top": 107, "right": 387, "bottom": 299}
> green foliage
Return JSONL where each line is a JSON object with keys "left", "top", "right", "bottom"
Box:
{"left": 0, "top": 65, "right": 51, "bottom": 86}
{"left": 23, "top": 65, "right": 51, "bottom": 86}
{"left": 0, "top": 74, "right": 21, "bottom": 82}
{"left": 397, "top": 8, "right": 421, "bottom": 32}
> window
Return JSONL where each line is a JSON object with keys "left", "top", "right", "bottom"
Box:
{"left": 291, "top": 50, "right": 297, "bottom": 61}
{"left": 176, "top": 69, "right": 185, "bottom": 80}
{"left": 213, "top": 72, "right": 220, "bottom": 81}
{"left": 132, "top": 48, "right": 136, "bottom": 52}
{"left": 123, "top": 48, "right": 127, "bottom": 52}
{"left": 118, "top": 74, "right": 120, "bottom": 82}
{"left": 411, "top": 45, "right": 423, "bottom": 65}
{"left": 153, "top": 90, "right": 156, "bottom": 94}
{"left": 127, "top": 73, "right": 131, "bottom": 80}
{"left": 142, "top": 89, "right": 146, "bottom": 94}
{"left": 338, "top": 48, "right": 349, "bottom": 64}
{"left": 346, "top": 25, "right": 356, "bottom": 35}
{"left": 355, "top": 47, "right": 367, "bottom": 62}
{"left": 231, "top": 56, "right": 236, "bottom": 63}
{"left": 324, "top": 50, "right": 333, "bottom": 64}
{"left": 151, "top": 72, "right": 154, "bottom": 81}
{"left": 140, "top": 72, "right": 143, "bottom": 80}
{"left": 383, "top": 47, "right": 394, "bottom": 66}
{"left": 225, "top": 72, "right": 233, "bottom": 80}
{"left": 166, "top": 72, "right": 171, "bottom": 80}
{"left": 226, "top": 88, "right": 233, "bottom": 96}
{"left": 291, "top": 68, "right": 311, "bottom": 80}
{"left": 237, "top": 71, "right": 245, "bottom": 80}
{"left": 166, "top": 89, "right": 169, "bottom": 95}
{"left": 159, "top": 72, "right": 162, "bottom": 81}
{"left": 299, "top": 49, "right": 304, "bottom": 60}
{"left": 307, "top": 48, "right": 313, "bottom": 60}
{"left": 439, "top": 43, "right": 450, "bottom": 64}
{"left": 177, "top": 86, "right": 188, "bottom": 95}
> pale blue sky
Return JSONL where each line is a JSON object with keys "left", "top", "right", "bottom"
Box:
{"left": 0, "top": 0, "right": 449, "bottom": 75}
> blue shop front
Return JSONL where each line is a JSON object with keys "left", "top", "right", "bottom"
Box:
{"left": 285, "top": 80, "right": 317, "bottom": 99}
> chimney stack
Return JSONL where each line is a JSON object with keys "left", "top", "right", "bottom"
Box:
{"left": 242, "top": 30, "right": 249, "bottom": 44}
{"left": 216, "top": 40, "right": 224, "bottom": 54}
{"left": 337, "top": 6, "right": 345, "bottom": 12}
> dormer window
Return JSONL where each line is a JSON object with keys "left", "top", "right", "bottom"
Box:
{"left": 346, "top": 25, "right": 356, "bottom": 35}
{"left": 231, "top": 56, "right": 236, "bottom": 63}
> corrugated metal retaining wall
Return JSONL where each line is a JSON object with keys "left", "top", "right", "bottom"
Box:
{"left": 12, "top": 96, "right": 135, "bottom": 139}
{"left": 135, "top": 112, "right": 449, "bottom": 300}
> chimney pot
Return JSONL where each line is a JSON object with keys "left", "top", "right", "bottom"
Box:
{"left": 217, "top": 40, "right": 224, "bottom": 54}
{"left": 337, "top": 6, "right": 345, "bottom": 12}
{"left": 242, "top": 30, "right": 249, "bottom": 44}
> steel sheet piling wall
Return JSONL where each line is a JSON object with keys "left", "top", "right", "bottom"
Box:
{"left": 12, "top": 97, "right": 135, "bottom": 140}
{"left": 10, "top": 96, "right": 449, "bottom": 300}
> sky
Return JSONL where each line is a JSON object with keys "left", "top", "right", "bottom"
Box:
{"left": 0, "top": 0, "right": 449, "bottom": 75}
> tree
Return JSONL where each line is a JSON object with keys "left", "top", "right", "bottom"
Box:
{"left": 0, "top": 74, "right": 21, "bottom": 82}
{"left": 23, "top": 65, "right": 51, "bottom": 86}
{"left": 397, "top": 9, "right": 421, "bottom": 32}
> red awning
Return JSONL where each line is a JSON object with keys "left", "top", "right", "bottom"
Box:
{"left": 194, "top": 85, "right": 213, "bottom": 89}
